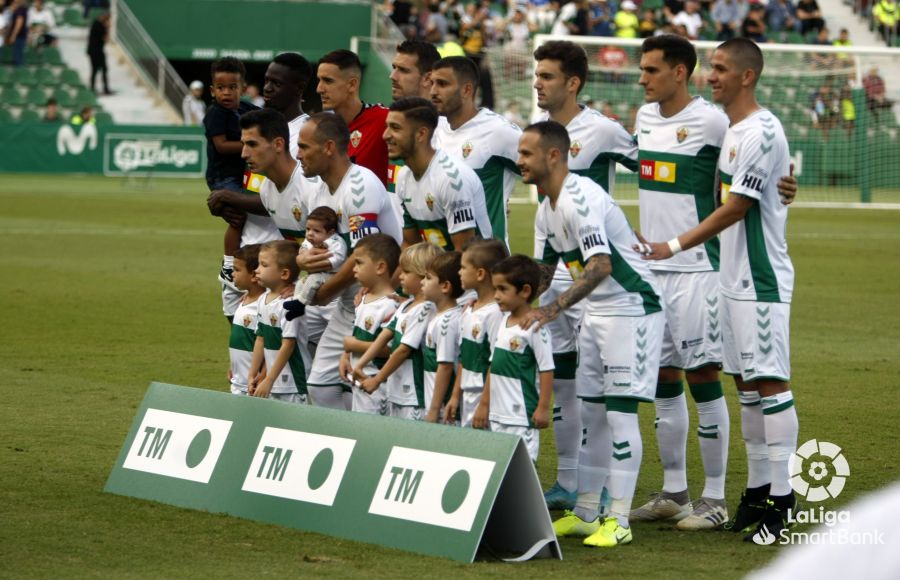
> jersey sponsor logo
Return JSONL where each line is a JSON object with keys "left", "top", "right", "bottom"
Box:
{"left": 421, "top": 228, "right": 448, "bottom": 248}
{"left": 639, "top": 159, "right": 676, "bottom": 183}
{"left": 581, "top": 232, "right": 605, "bottom": 251}
{"left": 676, "top": 126, "right": 689, "bottom": 143}
{"left": 368, "top": 446, "right": 496, "bottom": 531}
{"left": 241, "top": 427, "right": 356, "bottom": 505}
{"left": 243, "top": 171, "right": 264, "bottom": 193}
{"left": 569, "top": 140, "right": 582, "bottom": 158}
{"left": 425, "top": 192, "right": 435, "bottom": 211}
{"left": 348, "top": 213, "right": 379, "bottom": 242}
{"left": 56, "top": 123, "right": 98, "bottom": 155}
{"left": 740, "top": 173, "right": 764, "bottom": 193}
{"left": 452, "top": 206, "right": 475, "bottom": 224}
{"left": 350, "top": 130, "right": 362, "bottom": 148}
{"left": 243, "top": 315, "right": 253, "bottom": 327}
{"left": 462, "top": 141, "right": 473, "bottom": 159}
{"left": 508, "top": 336, "right": 522, "bottom": 352}
{"left": 122, "top": 409, "right": 232, "bottom": 483}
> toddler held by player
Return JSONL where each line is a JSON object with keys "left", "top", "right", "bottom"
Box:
{"left": 284, "top": 206, "right": 347, "bottom": 320}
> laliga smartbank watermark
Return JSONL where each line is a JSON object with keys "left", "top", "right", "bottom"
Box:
{"left": 752, "top": 439, "right": 883, "bottom": 546}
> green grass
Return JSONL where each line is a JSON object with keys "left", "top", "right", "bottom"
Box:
{"left": 2, "top": 174, "right": 899, "bottom": 578}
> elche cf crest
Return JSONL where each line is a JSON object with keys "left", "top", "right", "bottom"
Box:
{"left": 350, "top": 130, "right": 362, "bottom": 148}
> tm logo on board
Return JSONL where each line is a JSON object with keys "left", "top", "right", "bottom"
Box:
{"left": 122, "top": 409, "right": 232, "bottom": 483}
{"left": 368, "top": 447, "right": 495, "bottom": 532}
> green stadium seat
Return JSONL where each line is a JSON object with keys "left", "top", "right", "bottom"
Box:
{"left": 36, "top": 68, "right": 60, "bottom": 86}
{"left": 76, "top": 88, "right": 98, "bottom": 107}
{"left": 42, "top": 47, "right": 63, "bottom": 66}
{"left": 2, "top": 88, "right": 27, "bottom": 107}
{"left": 11, "top": 67, "right": 38, "bottom": 88}
{"left": 60, "top": 68, "right": 82, "bottom": 87}
{"left": 0, "top": 108, "right": 12, "bottom": 123}
{"left": 53, "top": 87, "right": 76, "bottom": 108}
{"left": 26, "top": 86, "right": 49, "bottom": 106}
{"left": 94, "top": 111, "right": 114, "bottom": 125}
{"left": 0, "top": 67, "right": 9, "bottom": 86}
{"left": 87, "top": 7, "right": 108, "bottom": 22}
{"left": 63, "top": 7, "right": 86, "bottom": 27}
{"left": 19, "top": 108, "right": 42, "bottom": 122}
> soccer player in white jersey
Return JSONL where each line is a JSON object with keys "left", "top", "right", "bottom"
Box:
{"left": 295, "top": 113, "right": 403, "bottom": 410}
{"left": 263, "top": 52, "right": 313, "bottom": 158}
{"left": 384, "top": 97, "right": 492, "bottom": 251}
{"left": 532, "top": 40, "right": 639, "bottom": 511}
{"left": 630, "top": 34, "right": 733, "bottom": 530}
{"left": 430, "top": 56, "right": 520, "bottom": 244}
{"left": 520, "top": 121, "right": 664, "bottom": 548}
{"left": 640, "top": 38, "right": 799, "bottom": 543}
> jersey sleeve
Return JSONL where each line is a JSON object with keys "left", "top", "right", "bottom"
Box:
{"left": 499, "top": 123, "right": 523, "bottom": 176}
{"left": 400, "top": 302, "right": 434, "bottom": 349}
{"left": 609, "top": 121, "right": 639, "bottom": 171}
{"left": 483, "top": 308, "right": 504, "bottom": 350}
{"left": 566, "top": 186, "right": 612, "bottom": 259}
{"left": 299, "top": 239, "right": 313, "bottom": 252}
{"left": 533, "top": 204, "right": 560, "bottom": 265}
{"left": 727, "top": 129, "right": 778, "bottom": 202}
{"left": 203, "top": 106, "right": 227, "bottom": 138}
{"left": 347, "top": 170, "right": 403, "bottom": 247}
{"left": 437, "top": 167, "right": 479, "bottom": 235}
{"left": 435, "top": 312, "right": 461, "bottom": 364}
{"left": 531, "top": 325, "right": 555, "bottom": 373}
{"left": 326, "top": 235, "right": 348, "bottom": 269}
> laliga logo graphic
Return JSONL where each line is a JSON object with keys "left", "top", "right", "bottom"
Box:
{"left": 789, "top": 439, "right": 850, "bottom": 502}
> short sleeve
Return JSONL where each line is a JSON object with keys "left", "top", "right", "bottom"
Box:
{"left": 609, "top": 121, "right": 639, "bottom": 171}
{"left": 566, "top": 185, "right": 611, "bottom": 260}
{"left": 533, "top": 204, "right": 560, "bottom": 265}
{"left": 204, "top": 107, "right": 227, "bottom": 138}
{"left": 438, "top": 171, "right": 478, "bottom": 235}
{"left": 435, "top": 313, "right": 461, "bottom": 363}
{"left": 727, "top": 129, "right": 778, "bottom": 202}
{"left": 400, "top": 302, "right": 434, "bottom": 349}
{"left": 483, "top": 308, "right": 504, "bottom": 348}
{"left": 347, "top": 169, "right": 402, "bottom": 247}
{"left": 326, "top": 235, "right": 348, "bottom": 269}
{"left": 531, "top": 326, "right": 556, "bottom": 373}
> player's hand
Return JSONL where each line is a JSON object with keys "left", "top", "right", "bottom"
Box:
{"left": 247, "top": 373, "right": 259, "bottom": 395}
{"left": 443, "top": 397, "right": 459, "bottom": 424}
{"left": 472, "top": 402, "right": 489, "bottom": 430}
{"left": 424, "top": 408, "right": 440, "bottom": 423}
{"left": 252, "top": 378, "right": 273, "bottom": 398}
{"left": 777, "top": 163, "right": 797, "bottom": 206}
{"left": 532, "top": 406, "right": 550, "bottom": 429}
{"left": 296, "top": 247, "right": 333, "bottom": 274}
{"left": 635, "top": 241, "right": 673, "bottom": 261}
{"left": 206, "top": 190, "right": 231, "bottom": 216}
{"left": 519, "top": 302, "right": 561, "bottom": 330}
{"left": 360, "top": 376, "right": 381, "bottom": 394}
{"left": 352, "top": 365, "right": 368, "bottom": 384}
{"left": 221, "top": 206, "right": 247, "bottom": 228}
{"left": 339, "top": 353, "right": 353, "bottom": 382}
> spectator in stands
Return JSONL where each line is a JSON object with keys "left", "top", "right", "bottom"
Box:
{"left": 862, "top": 66, "right": 894, "bottom": 115}
{"left": 873, "top": 0, "right": 898, "bottom": 43}
{"left": 425, "top": 2, "right": 448, "bottom": 43}
{"left": 795, "top": 0, "right": 825, "bottom": 36}
{"left": 614, "top": 0, "right": 640, "bottom": 37}
{"left": 712, "top": 0, "right": 746, "bottom": 40}
{"left": 183, "top": 80, "right": 206, "bottom": 126}
{"left": 82, "top": 0, "right": 109, "bottom": 20}
{"left": 673, "top": 0, "right": 705, "bottom": 39}
{"left": 592, "top": 0, "right": 616, "bottom": 36}
{"left": 811, "top": 26, "right": 836, "bottom": 67}
{"left": 741, "top": 3, "right": 769, "bottom": 42}
{"left": 504, "top": 7, "right": 534, "bottom": 52}
{"left": 766, "top": 0, "right": 796, "bottom": 34}
{"left": 87, "top": 11, "right": 112, "bottom": 95}
{"left": 573, "top": 0, "right": 593, "bottom": 35}
{"left": 71, "top": 105, "right": 95, "bottom": 126}
{"left": 551, "top": 0, "right": 579, "bottom": 34}
{"left": 638, "top": 9, "right": 659, "bottom": 37}
{"left": 810, "top": 84, "right": 839, "bottom": 139}
{"left": 663, "top": 0, "right": 687, "bottom": 24}
{"left": 28, "top": 0, "right": 56, "bottom": 47}
{"left": 43, "top": 97, "right": 61, "bottom": 123}
{"left": 501, "top": 98, "right": 525, "bottom": 127}
{"left": 840, "top": 86, "right": 856, "bottom": 136}
{"left": 833, "top": 28, "right": 854, "bottom": 68}
{"left": 4, "top": 0, "right": 27, "bottom": 67}
{"left": 460, "top": 1, "right": 495, "bottom": 109}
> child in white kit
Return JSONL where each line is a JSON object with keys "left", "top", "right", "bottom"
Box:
{"left": 284, "top": 205, "right": 347, "bottom": 320}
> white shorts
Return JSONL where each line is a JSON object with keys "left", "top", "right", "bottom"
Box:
{"left": 221, "top": 280, "right": 243, "bottom": 318}
{"left": 722, "top": 298, "right": 791, "bottom": 382}
{"left": 352, "top": 384, "right": 388, "bottom": 415}
{"left": 229, "top": 384, "right": 247, "bottom": 396}
{"left": 307, "top": 303, "right": 355, "bottom": 389}
{"left": 656, "top": 271, "right": 723, "bottom": 370}
{"left": 269, "top": 392, "right": 309, "bottom": 404}
{"left": 460, "top": 390, "right": 483, "bottom": 428}
{"left": 390, "top": 403, "right": 422, "bottom": 421}
{"left": 490, "top": 421, "right": 539, "bottom": 463}
{"left": 540, "top": 276, "right": 584, "bottom": 354}
{"left": 576, "top": 311, "right": 665, "bottom": 402}
{"left": 305, "top": 303, "right": 335, "bottom": 346}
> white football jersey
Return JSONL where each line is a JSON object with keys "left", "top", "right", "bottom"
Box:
{"left": 718, "top": 109, "right": 794, "bottom": 303}
{"left": 534, "top": 173, "right": 662, "bottom": 316}
{"left": 397, "top": 150, "right": 492, "bottom": 250}
{"left": 636, "top": 97, "right": 728, "bottom": 272}
{"left": 351, "top": 295, "right": 397, "bottom": 378}
{"left": 422, "top": 304, "right": 463, "bottom": 410}
{"left": 229, "top": 295, "right": 261, "bottom": 393}
{"left": 488, "top": 313, "right": 555, "bottom": 427}
{"left": 385, "top": 299, "right": 434, "bottom": 407}
{"left": 288, "top": 113, "right": 309, "bottom": 159}
{"left": 256, "top": 291, "right": 311, "bottom": 394}
{"left": 258, "top": 161, "right": 319, "bottom": 243}
{"left": 433, "top": 108, "right": 521, "bottom": 243}
{"left": 458, "top": 300, "right": 504, "bottom": 391}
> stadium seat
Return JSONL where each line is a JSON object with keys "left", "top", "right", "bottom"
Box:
{"left": 94, "top": 111, "right": 114, "bottom": 124}
{"left": 36, "top": 68, "right": 59, "bottom": 87}
{"left": 19, "top": 108, "right": 42, "bottom": 122}
{"left": 0, "top": 108, "right": 12, "bottom": 123}
{"left": 42, "top": 47, "right": 63, "bottom": 66}
{"left": 11, "top": 67, "right": 38, "bottom": 88}
{"left": 76, "top": 88, "right": 98, "bottom": 107}
{"left": 87, "top": 7, "right": 107, "bottom": 22}
{"left": 59, "top": 68, "right": 82, "bottom": 88}
{"left": 26, "top": 87, "right": 49, "bottom": 106}
{"left": 63, "top": 7, "right": 86, "bottom": 27}
{"left": 53, "top": 88, "right": 76, "bottom": 108}
{"left": 0, "top": 67, "right": 9, "bottom": 86}
{"left": 2, "top": 88, "right": 27, "bottom": 107}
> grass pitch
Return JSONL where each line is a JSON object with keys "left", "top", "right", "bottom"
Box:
{"left": 2, "top": 174, "right": 899, "bottom": 578}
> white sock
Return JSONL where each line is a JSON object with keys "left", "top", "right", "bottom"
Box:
{"left": 607, "top": 407, "right": 643, "bottom": 529}
{"left": 222, "top": 254, "right": 234, "bottom": 268}
{"left": 574, "top": 401, "right": 610, "bottom": 522}
{"left": 694, "top": 392, "right": 730, "bottom": 500}
{"left": 739, "top": 390, "right": 770, "bottom": 489}
{"left": 552, "top": 377, "right": 580, "bottom": 491}
{"left": 654, "top": 384, "right": 688, "bottom": 493}
{"left": 308, "top": 385, "right": 346, "bottom": 410}
{"left": 761, "top": 391, "right": 799, "bottom": 497}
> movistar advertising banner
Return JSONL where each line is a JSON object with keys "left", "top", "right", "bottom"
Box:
{"left": 0, "top": 123, "right": 205, "bottom": 177}
{"left": 105, "top": 383, "right": 561, "bottom": 563}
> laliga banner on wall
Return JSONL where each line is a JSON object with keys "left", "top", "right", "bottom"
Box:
{"left": 105, "top": 383, "right": 562, "bottom": 563}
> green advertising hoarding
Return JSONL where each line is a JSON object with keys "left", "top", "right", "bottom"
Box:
{"left": 105, "top": 383, "right": 562, "bottom": 563}
{"left": 0, "top": 123, "right": 205, "bottom": 177}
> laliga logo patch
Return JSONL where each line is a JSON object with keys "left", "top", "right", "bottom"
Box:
{"left": 242, "top": 427, "right": 356, "bottom": 505}
{"left": 123, "top": 409, "right": 232, "bottom": 483}
{"left": 348, "top": 215, "right": 365, "bottom": 232}
{"left": 368, "top": 447, "right": 495, "bottom": 531}
{"left": 350, "top": 130, "right": 362, "bottom": 148}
